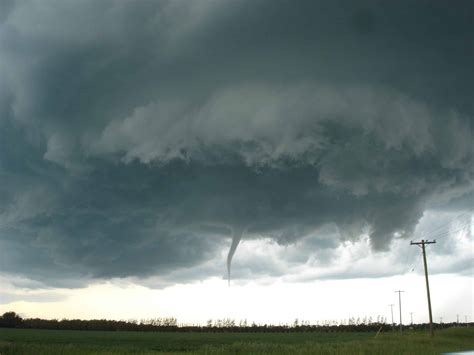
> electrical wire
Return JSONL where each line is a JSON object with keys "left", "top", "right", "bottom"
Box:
{"left": 415, "top": 211, "right": 472, "bottom": 239}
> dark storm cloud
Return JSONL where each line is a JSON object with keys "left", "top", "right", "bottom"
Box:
{"left": 0, "top": 0, "right": 473, "bottom": 287}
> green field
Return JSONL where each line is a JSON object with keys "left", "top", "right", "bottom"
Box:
{"left": 0, "top": 327, "right": 473, "bottom": 354}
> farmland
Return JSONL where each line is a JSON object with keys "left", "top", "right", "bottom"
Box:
{"left": 0, "top": 327, "right": 473, "bottom": 354}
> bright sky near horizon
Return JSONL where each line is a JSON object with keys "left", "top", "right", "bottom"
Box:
{"left": 0, "top": 0, "right": 473, "bottom": 324}
{"left": 1, "top": 266, "right": 473, "bottom": 326}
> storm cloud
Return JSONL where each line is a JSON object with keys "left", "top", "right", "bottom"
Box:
{"left": 0, "top": 0, "right": 473, "bottom": 287}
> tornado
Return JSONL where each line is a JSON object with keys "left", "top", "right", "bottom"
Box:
{"left": 227, "top": 225, "right": 245, "bottom": 286}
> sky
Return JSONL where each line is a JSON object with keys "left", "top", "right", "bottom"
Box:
{"left": 0, "top": 0, "right": 473, "bottom": 325}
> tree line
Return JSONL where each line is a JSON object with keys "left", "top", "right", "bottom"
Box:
{"left": 0, "top": 312, "right": 469, "bottom": 333}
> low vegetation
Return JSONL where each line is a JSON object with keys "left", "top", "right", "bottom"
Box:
{"left": 2, "top": 311, "right": 467, "bottom": 333}
{"left": 0, "top": 322, "right": 473, "bottom": 354}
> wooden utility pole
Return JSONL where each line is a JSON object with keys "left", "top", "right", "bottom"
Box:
{"left": 389, "top": 304, "right": 395, "bottom": 331}
{"left": 411, "top": 239, "right": 436, "bottom": 337}
{"left": 395, "top": 290, "right": 405, "bottom": 332}
{"left": 410, "top": 312, "right": 414, "bottom": 325}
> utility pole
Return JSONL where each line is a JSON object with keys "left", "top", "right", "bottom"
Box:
{"left": 457, "top": 315, "right": 459, "bottom": 324}
{"left": 411, "top": 239, "right": 436, "bottom": 337}
{"left": 410, "top": 312, "right": 414, "bottom": 325}
{"left": 465, "top": 315, "right": 468, "bottom": 324}
{"left": 439, "top": 317, "right": 443, "bottom": 325}
{"left": 389, "top": 304, "right": 395, "bottom": 331}
{"left": 395, "top": 290, "right": 405, "bottom": 332}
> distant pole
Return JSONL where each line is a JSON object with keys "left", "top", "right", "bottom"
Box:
{"left": 395, "top": 290, "right": 405, "bottom": 332}
{"left": 439, "top": 317, "right": 443, "bottom": 325}
{"left": 389, "top": 304, "right": 395, "bottom": 331}
{"left": 465, "top": 315, "right": 468, "bottom": 324}
{"left": 410, "top": 312, "right": 414, "bottom": 325}
{"left": 411, "top": 239, "right": 436, "bottom": 337}
{"left": 457, "top": 315, "right": 459, "bottom": 324}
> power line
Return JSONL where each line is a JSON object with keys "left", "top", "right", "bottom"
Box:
{"left": 427, "top": 222, "right": 471, "bottom": 241}
{"left": 401, "top": 239, "right": 418, "bottom": 273}
{"left": 427, "top": 217, "right": 471, "bottom": 236}
{"left": 415, "top": 211, "right": 472, "bottom": 238}
{"left": 417, "top": 221, "right": 469, "bottom": 241}
{"left": 416, "top": 213, "right": 472, "bottom": 241}
{"left": 405, "top": 241, "right": 423, "bottom": 273}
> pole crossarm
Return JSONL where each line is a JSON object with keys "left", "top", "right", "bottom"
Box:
{"left": 410, "top": 240, "right": 436, "bottom": 246}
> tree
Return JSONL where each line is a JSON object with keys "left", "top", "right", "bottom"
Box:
{"left": 0, "top": 312, "right": 23, "bottom": 328}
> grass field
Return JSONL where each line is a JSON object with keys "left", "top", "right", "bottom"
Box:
{"left": 0, "top": 327, "right": 473, "bottom": 354}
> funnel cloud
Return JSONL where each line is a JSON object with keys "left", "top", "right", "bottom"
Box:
{"left": 227, "top": 226, "right": 247, "bottom": 285}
